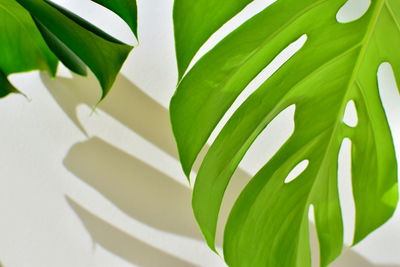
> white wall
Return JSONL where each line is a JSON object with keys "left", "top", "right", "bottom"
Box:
{"left": 0, "top": 0, "right": 399, "bottom": 266}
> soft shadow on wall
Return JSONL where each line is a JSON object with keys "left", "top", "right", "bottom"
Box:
{"left": 41, "top": 72, "right": 252, "bottom": 242}
{"left": 67, "top": 198, "right": 195, "bottom": 267}
{"left": 42, "top": 73, "right": 398, "bottom": 267}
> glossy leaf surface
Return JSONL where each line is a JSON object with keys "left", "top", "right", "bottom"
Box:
{"left": 171, "top": 0, "right": 400, "bottom": 266}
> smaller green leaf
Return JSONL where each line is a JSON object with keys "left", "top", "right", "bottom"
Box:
{"left": 16, "top": 0, "right": 133, "bottom": 99}
{"left": 0, "top": 0, "right": 58, "bottom": 97}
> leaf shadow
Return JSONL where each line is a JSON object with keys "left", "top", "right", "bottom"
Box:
{"left": 42, "top": 72, "right": 398, "bottom": 267}
{"left": 66, "top": 197, "right": 197, "bottom": 267}
{"left": 63, "top": 136, "right": 203, "bottom": 240}
{"left": 41, "top": 72, "right": 250, "bottom": 265}
{"left": 41, "top": 72, "right": 251, "bottom": 239}
{"left": 41, "top": 72, "right": 179, "bottom": 159}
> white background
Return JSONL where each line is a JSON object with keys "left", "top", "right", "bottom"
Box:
{"left": 0, "top": 0, "right": 399, "bottom": 266}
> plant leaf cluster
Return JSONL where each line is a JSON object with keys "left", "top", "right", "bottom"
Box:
{"left": 0, "top": 0, "right": 137, "bottom": 98}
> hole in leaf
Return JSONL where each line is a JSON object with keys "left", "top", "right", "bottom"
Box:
{"left": 343, "top": 100, "right": 358, "bottom": 127}
{"left": 240, "top": 105, "right": 295, "bottom": 175}
{"left": 338, "top": 138, "right": 355, "bottom": 246}
{"left": 378, "top": 63, "right": 400, "bottom": 154}
{"left": 284, "top": 159, "right": 309, "bottom": 184}
{"left": 337, "top": 0, "right": 370, "bottom": 23}
{"left": 308, "top": 205, "right": 320, "bottom": 267}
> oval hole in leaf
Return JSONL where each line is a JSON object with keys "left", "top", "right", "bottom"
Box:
{"left": 336, "top": 0, "right": 370, "bottom": 23}
{"left": 343, "top": 100, "right": 358, "bottom": 127}
{"left": 284, "top": 159, "right": 309, "bottom": 184}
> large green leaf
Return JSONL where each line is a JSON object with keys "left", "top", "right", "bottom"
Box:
{"left": 171, "top": 0, "right": 400, "bottom": 266}
{"left": 173, "top": 0, "right": 253, "bottom": 78}
{"left": 0, "top": 0, "right": 137, "bottom": 98}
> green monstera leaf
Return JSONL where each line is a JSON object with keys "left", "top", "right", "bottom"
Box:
{"left": 171, "top": 0, "right": 400, "bottom": 266}
{"left": 173, "top": 0, "right": 253, "bottom": 79}
{"left": 0, "top": 0, "right": 137, "bottom": 98}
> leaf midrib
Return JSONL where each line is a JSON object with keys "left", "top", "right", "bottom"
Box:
{"left": 300, "top": 0, "right": 386, "bottom": 255}
{"left": 229, "top": 0, "right": 386, "bottom": 218}
{"left": 203, "top": 0, "right": 388, "bottom": 262}
{"left": 307, "top": 0, "right": 385, "bottom": 199}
